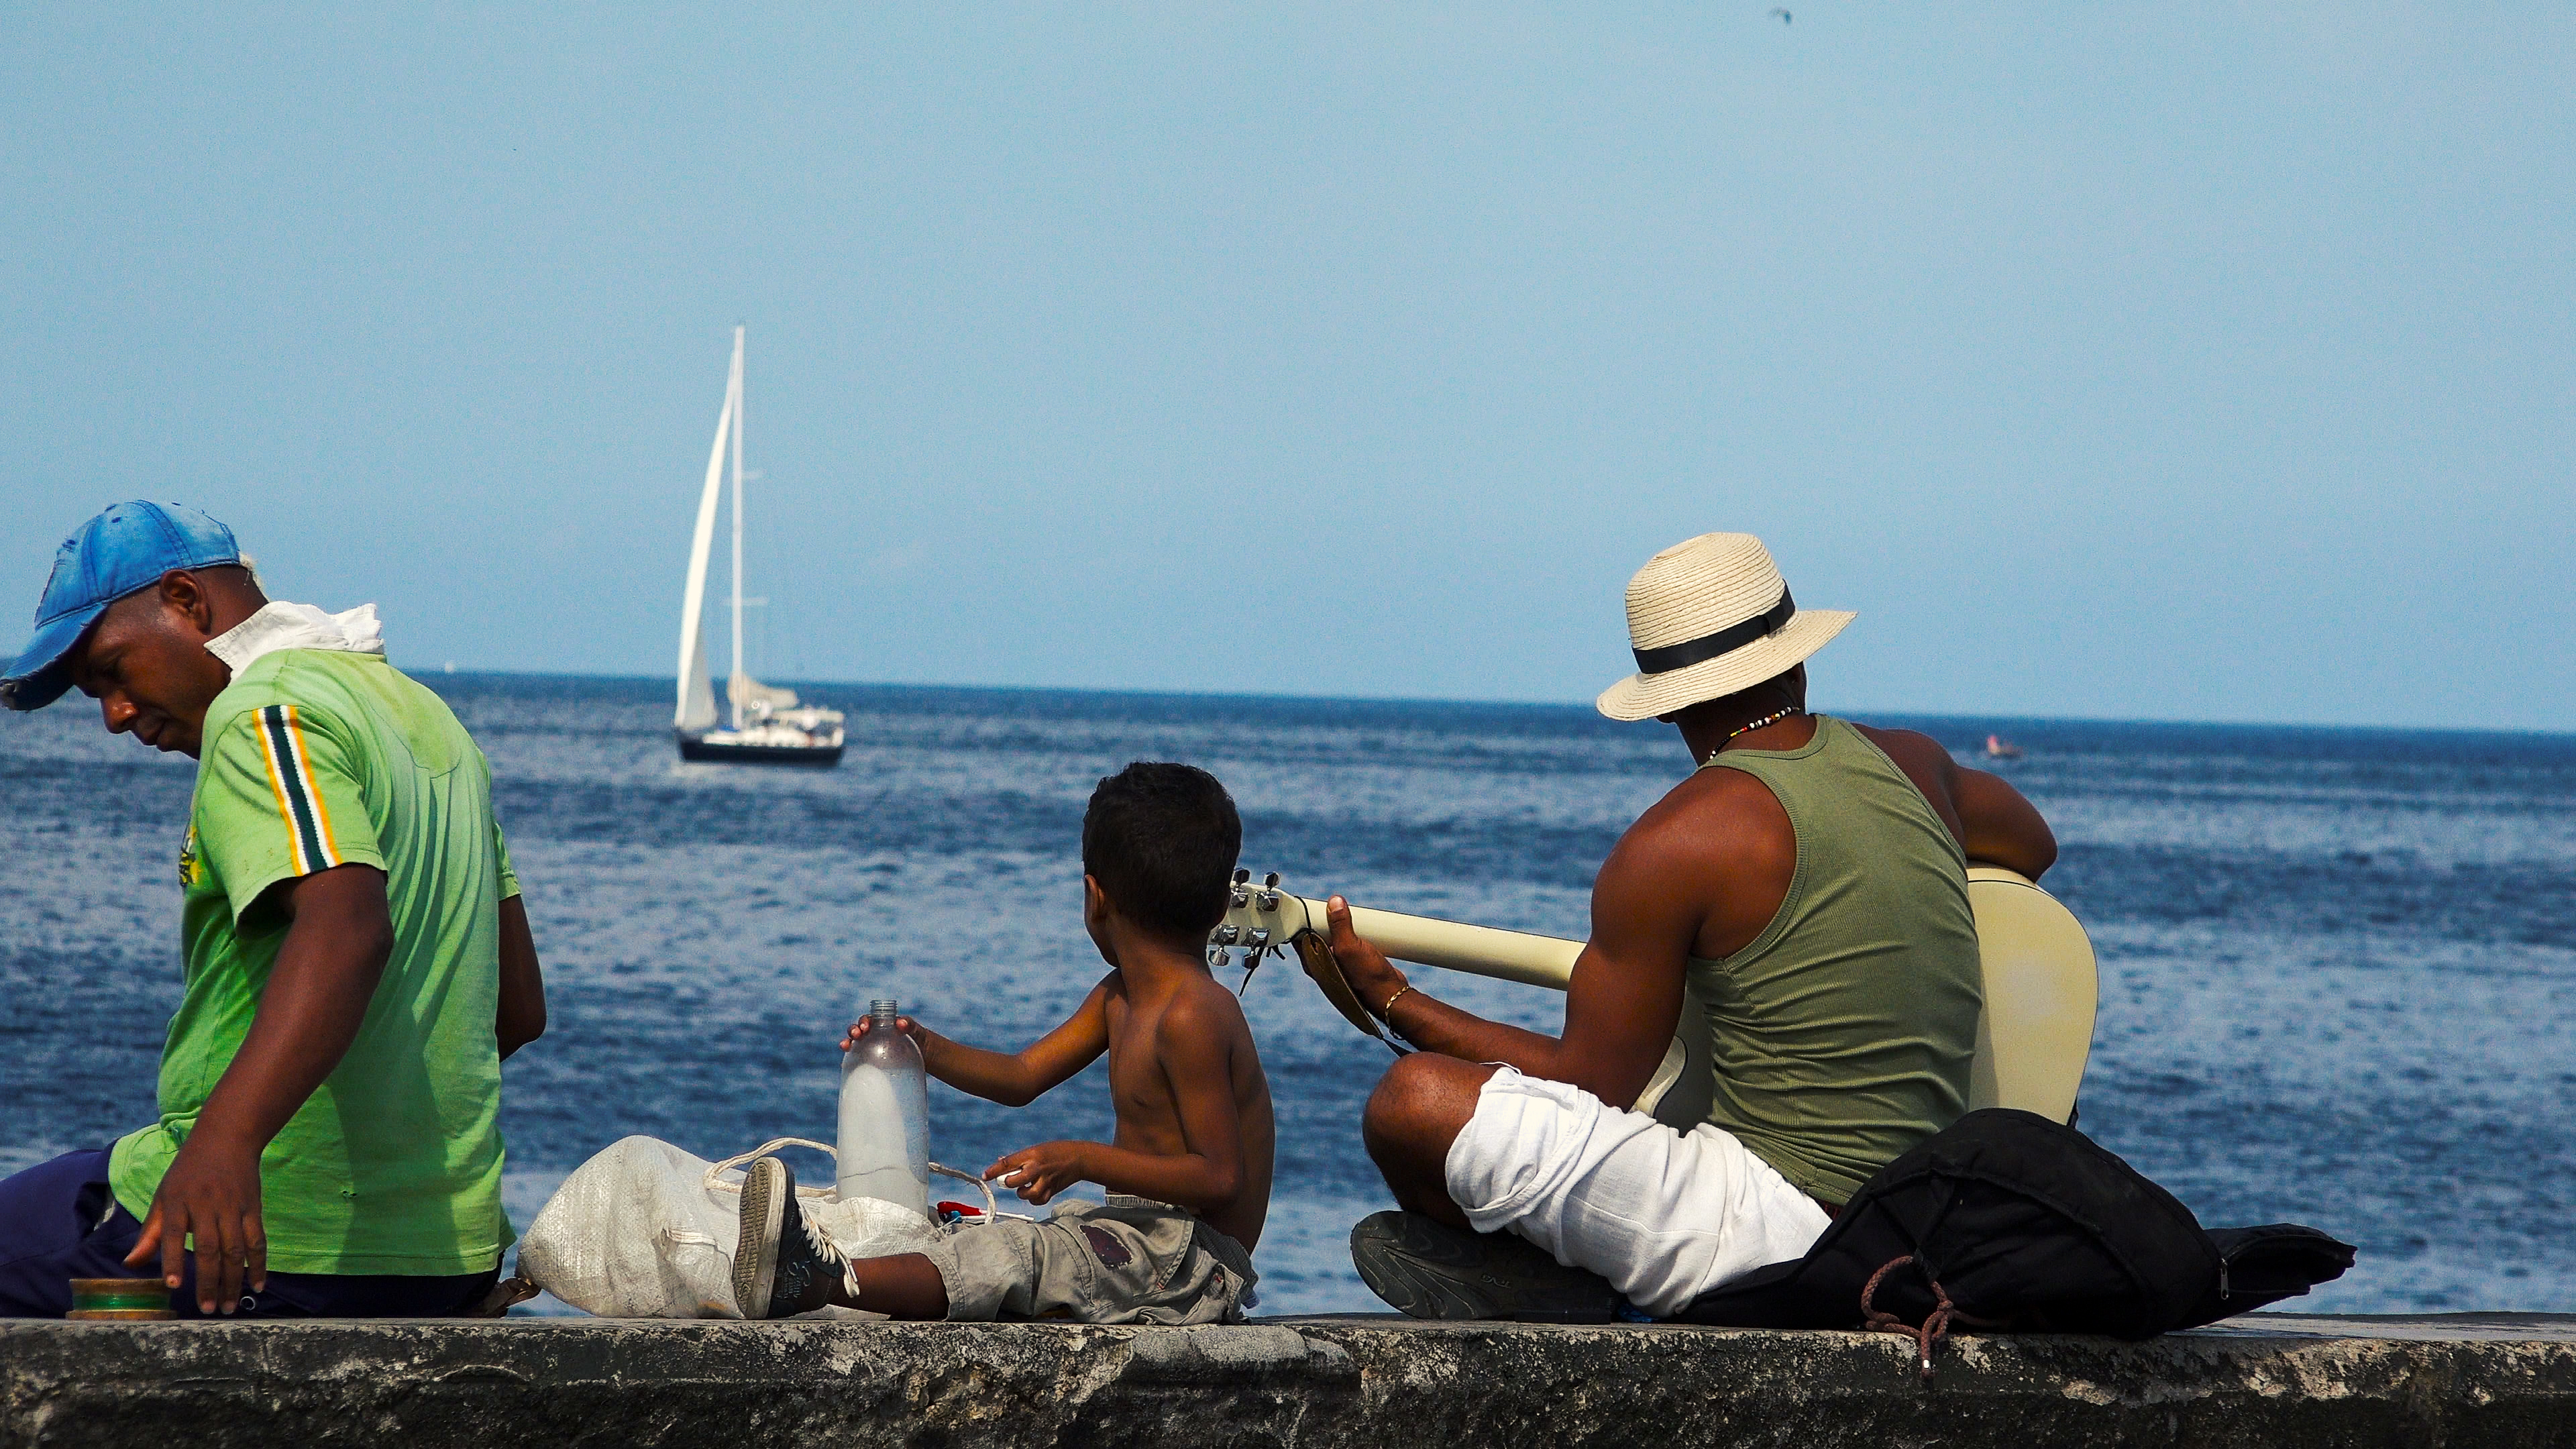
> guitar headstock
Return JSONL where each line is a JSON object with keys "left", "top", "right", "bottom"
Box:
{"left": 1208, "top": 868, "right": 1323, "bottom": 967}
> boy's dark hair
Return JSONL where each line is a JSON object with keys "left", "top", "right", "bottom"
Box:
{"left": 1082, "top": 761, "right": 1242, "bottom": 938}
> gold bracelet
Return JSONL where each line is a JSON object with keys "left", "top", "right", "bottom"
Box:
{"left": 1377, "top": 984, "right": 1414, "bottom": 1022}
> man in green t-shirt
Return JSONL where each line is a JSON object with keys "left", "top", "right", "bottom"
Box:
{"left": 0, "top": 502, "right": 545, "bottom": 1319}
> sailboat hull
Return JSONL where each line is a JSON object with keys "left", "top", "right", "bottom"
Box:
{"left": 676, "top": 731, "right": 845, "bottom": 767}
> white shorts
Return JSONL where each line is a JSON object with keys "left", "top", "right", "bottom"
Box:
{"left": 1442, "top": 1065, "right": 1831, "bottom": 1319}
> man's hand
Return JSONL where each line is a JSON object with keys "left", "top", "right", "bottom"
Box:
{"left": 124, "top": 1130, "right": 266, "bottom": 1313}
{"left": 1324, "top": 897, "right": 1410, "bottom": 1018}
{"left": 985, "top": 1141, "right": 1091, "bottom": 1205}
{"left": 1318, "top": 860, "right": 1695, "bottom": 1108}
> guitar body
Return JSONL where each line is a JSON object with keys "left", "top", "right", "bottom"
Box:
{"left": 1222, "top": 867, "right": 2096, "bottom": 1128}
{"left": 1960, "top": 865, "right": 2097, "bottom": 1121}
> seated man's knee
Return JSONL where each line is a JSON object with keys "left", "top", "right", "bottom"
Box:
{"left": 1362, "top": 1054, "right": 1487, "bottom": 1167}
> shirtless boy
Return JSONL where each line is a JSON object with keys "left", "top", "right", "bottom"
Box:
{"left": 731, "top": 761, "right": 1274, "bottom": 1323}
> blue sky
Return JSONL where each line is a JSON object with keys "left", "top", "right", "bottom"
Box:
{"left": 5, "top": 4, "right": 2569, "bottom": 728}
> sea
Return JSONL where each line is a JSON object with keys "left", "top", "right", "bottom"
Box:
{"left": 5, "top": 674, "right": 2572, "bottom": 1317}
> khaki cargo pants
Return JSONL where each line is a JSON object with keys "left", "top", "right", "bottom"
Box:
{"left": 921, "top": 1195, "right": 1258, "bottom": 1325}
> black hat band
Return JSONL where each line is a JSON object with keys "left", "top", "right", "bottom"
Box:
{"left": 1631, "top": 588, "right": 1795, "bottom": 676}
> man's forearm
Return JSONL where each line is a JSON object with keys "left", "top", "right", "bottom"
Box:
{"left": 1382, "top": 989, "right": 1570, "bottom": 1080}
{"left": 495, "top": 895, "right": 545, "bottom": 1059}
{"left": 1956, "top": 767, "right": 2059, "bottom": 879}
{"left": 195, "top": 884, "right": 392, "bottom": 1155}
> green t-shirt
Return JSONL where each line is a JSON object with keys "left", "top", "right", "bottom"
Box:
{"left": 110, "top": 648, "right": 521, "bottom": 1275}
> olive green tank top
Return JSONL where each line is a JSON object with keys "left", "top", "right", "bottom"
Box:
{"left": 1687, "top": 715, "right": 1982, "bottom": 1205}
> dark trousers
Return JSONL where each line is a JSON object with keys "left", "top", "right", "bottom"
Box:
{"left": 0, "top": 1148, "right": 496, "bottom": 1319}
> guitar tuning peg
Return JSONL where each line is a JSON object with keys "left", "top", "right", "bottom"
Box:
{"left": 1234, "top": 868, "right": 1252, "bottom": 885}
{"left": 1263, "top": 872, "right": 1281, "bottom": 889}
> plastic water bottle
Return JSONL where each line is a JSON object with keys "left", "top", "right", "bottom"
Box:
{"left": 837, "top": 998, "right": 930, "bottom": 1217}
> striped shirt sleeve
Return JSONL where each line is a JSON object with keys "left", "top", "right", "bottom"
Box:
{"left": 492, "top": 820, "right": 521, "bottom": 902}
{"left": 197, "top": 702, "right": 388, "bottom": 926}
{"left": 482, "top": 747, "right": 521, "bottom": 902}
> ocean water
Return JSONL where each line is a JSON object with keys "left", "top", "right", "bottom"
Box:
{"left": 4, "top": 674, "right": 2571, "bottom": 1317}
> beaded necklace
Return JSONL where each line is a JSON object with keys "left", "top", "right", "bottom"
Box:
{"left": 1724, "top": 705, "right": 1805, "bottom": 744}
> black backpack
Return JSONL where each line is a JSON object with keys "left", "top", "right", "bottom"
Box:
{"left": 1678, "top": 1108, "right": 2355, "bottom": 1375}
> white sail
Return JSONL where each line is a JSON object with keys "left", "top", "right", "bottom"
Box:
{"left": 729, "top": 674, "right": 800, "bottom": 711}
{"left": 674, "top": 336, "right": 741, "bottom": 733}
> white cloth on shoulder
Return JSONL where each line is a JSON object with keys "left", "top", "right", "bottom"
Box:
{"left": 206, "top": 600, "right": 386, "bottom": 673}
{"left": 1442, "top": 1065, "right": 1831, "bottom": 1319}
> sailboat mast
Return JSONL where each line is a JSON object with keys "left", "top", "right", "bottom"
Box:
{"left": 728, "top": 324, "right": 746, "bottom": 732}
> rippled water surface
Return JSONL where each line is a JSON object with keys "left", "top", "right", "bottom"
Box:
{"left": 5, "top": 675, "right": 2571, "bottom": 1315}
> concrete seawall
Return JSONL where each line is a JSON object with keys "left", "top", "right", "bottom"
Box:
{"left": 5, "top": 1312, "right": 2572, "bottom": 1448}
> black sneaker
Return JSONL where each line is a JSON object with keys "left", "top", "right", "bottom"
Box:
{"left": 733, "top": 1157, "right": 852, "bottom": 1320}
{"left": 1348, "top": 1210, "right": 1621, "bottom": 1323}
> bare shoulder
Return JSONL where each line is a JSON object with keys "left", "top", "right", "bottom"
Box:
{"left": 1613, "top": 756, "right": 1795, "bottom": 874}
{"left": 1599, "top": 756, "right": 1797, "bottom": 960}
{"left": 1848, "top": 722, "right": 1957, "bottom": 779}
{"left": 1849, "top": 722, "right": 1963, "bottom": 796}
{"left": 1155, "top": 973, "right": 1258, "bottom": 1057}
{"left": 1079, "top": 969, "right": 1125, "bottom": 1024}
{"left": 1845, "top": 720, "right": 1970, "bottom": 844}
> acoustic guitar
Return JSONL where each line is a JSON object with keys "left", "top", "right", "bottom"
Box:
{"left": 1209, "top": 867, "right": 2097, "bottom": 1130}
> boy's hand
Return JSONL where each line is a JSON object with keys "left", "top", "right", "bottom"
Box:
{"left": 986, "top": 1142, "right": 1089, "bottom": 1205}
{"left": 842, "top": 1015, "right": 930, "bottom": 1053}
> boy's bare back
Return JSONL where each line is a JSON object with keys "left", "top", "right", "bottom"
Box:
{"left": 1101, "top": 963, "right": 1275, "bottom": 1248}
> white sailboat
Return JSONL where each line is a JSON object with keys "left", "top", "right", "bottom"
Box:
{"left": 674, "top": 325, "right": 847, "bottom": 766}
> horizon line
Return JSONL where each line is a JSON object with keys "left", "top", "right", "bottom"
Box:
{"left": 405, "top": 663, "right": 2576, "bottom": 743}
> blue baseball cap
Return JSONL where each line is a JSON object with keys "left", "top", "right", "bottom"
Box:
{"left": 1, "top": 501, "right": 242, "bottom": 711}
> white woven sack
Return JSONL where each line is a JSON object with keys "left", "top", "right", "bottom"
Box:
{"left": 517, "top": 1135, "right": 963, "bottom": 1318}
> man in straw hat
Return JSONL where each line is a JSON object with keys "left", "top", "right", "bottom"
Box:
{"left": 1327, "top": 531, "right": 2059, "bottom": 1321}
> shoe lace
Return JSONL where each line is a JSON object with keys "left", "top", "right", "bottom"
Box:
{"left": 792, "top": 1212, "right": 859, "bottom": 1303}
{"left": 798, "top": 1214, "right": 849, "bottom": 1269}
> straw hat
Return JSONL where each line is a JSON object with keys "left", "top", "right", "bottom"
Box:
{"left": 1595, "top": 533, "right": 1855, "bottom": 722}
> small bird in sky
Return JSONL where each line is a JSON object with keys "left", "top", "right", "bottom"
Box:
{"left": 1768, "top": 7, "right": 1791, "bottom": 21}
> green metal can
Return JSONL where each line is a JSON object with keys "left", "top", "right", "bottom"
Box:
{"left": 68, "top": 1278, "right": 175, "bottom": 1320}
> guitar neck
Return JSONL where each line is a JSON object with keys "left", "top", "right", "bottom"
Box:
{"left": 1297, "top": 897, "right": 1582, "bottom": 990}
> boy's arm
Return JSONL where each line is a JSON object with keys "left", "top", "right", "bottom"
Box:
{"left": 985, "top": 996, "right": 1246, "bottom": 1214}
{"left": 845, "top": 977, "right": 1112, "bottom": 1108}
